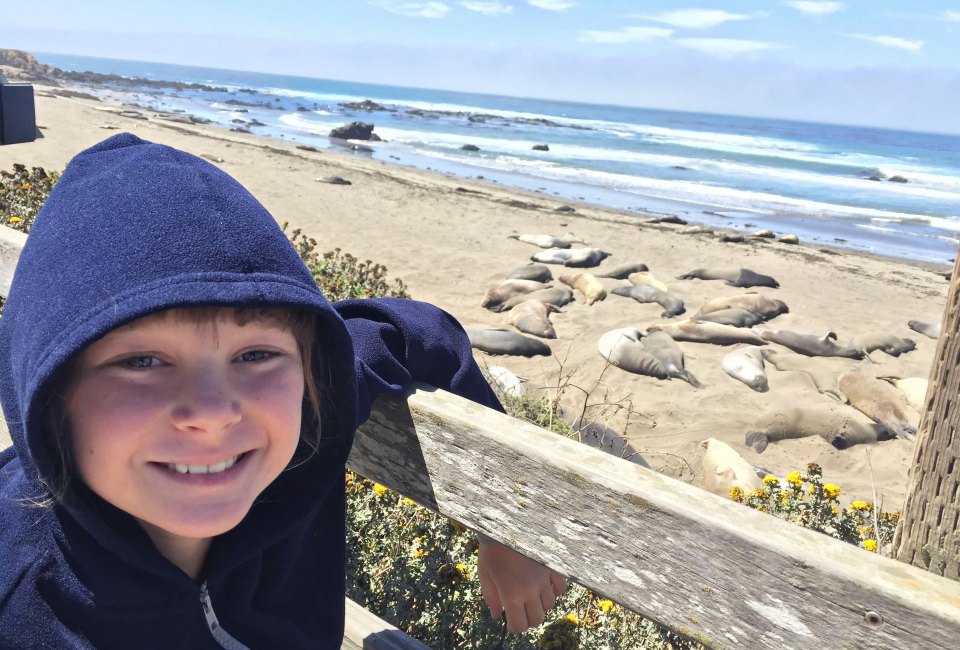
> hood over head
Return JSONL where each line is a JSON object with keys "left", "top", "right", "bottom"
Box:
{"left": 0, "top": 133, "right": 357, "bottom": 578}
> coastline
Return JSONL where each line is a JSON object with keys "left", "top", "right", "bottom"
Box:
{"left": 1, "top": 83, "right": 950, "bottom": 507}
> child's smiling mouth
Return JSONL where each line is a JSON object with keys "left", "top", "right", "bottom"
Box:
{"left": 166, "top": 453, "right": 244, "bottom": 475}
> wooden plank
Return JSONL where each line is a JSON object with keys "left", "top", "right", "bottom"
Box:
{"left": 343, "top": 598, "right": 431, "bottom": 650}
{"left": 350, "top": 385, "right": 960, "bottom": 650}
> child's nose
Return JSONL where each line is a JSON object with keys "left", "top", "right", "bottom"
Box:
{"left": 170, "top": 370, "right": 242, "bottom": 432}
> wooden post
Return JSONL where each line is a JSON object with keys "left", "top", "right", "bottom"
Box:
{"left": 895, "top": 262, "right": 960, "bottom": 579}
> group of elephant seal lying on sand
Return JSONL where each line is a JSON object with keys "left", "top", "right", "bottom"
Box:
{"left": 466, "top": 327, "right": 551, "bottom": 357}
{"left": 612, "top": 285, "right": 685, "bottom": 318}
{"left": 598, "top": 328, "right": 700, "bottom": 387}
{"left": 531, "top": 247, "right": 610, "bottom": 267}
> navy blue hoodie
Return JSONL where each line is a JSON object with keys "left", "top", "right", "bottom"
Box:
{"left": 0, "top": 134, "right": 500, "bottom": 648}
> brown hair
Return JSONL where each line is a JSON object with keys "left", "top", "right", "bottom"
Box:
{"left": 38, "top": 305, "right": 324, "bottom": 503}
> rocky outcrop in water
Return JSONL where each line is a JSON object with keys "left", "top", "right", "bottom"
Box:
{"left": 329, "top": 122, "right": 381, "bottom": 141}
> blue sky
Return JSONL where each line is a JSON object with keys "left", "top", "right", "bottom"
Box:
{"left": 3, "top": 1, "right": 960, "bottom": 133}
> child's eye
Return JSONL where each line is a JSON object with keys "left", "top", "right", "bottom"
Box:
{"left": 237, "top": 350, "right": 278, "bottom": 363}
{"left": 122, "top": 356, "right": 163, "bottom": 369}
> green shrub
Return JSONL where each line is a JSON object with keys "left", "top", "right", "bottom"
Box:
{"left": 0, "top": 163, "right": 60, "bottom": 234}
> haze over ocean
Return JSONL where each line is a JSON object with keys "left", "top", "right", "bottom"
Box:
{"left": 39, "top": 52, "right": 960, "bottom": 265}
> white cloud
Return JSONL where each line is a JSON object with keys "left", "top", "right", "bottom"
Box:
{"left": 676, "top": 38, "right": 781, "bottom": 57}
{"left": 578, "top": 26, "right": 673, "bottom": 44}
{"left": 843, "top": 33, "right": 923, "bottom": 52}
{"left": 461, "top": 1, "right": 513, "bottom": 16}
{"left": 945, "top": 11, "right": 960, "bottom": 23}
{"left": 632, "top": 9, "right": 753, "bottom": 30}
{"left": 373, "top": 1, "right": 451, "bottom": 18}
{"left": 785, "top": 1, "right": 843, "bottom": 15}
{"left": 527, "top": 0, "right": 577, "bottom": 11}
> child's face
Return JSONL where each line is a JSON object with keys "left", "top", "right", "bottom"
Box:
{"left": 65, "top": 311, "right": 305, "bottom": 545}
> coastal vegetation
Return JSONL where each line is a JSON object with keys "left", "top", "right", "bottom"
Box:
{"left": 1, "top": 162, "right": 902, "bottom": 648}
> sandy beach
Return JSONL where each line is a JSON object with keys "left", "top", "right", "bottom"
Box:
{"left": 1, "top": 85, "right": 950, "bottom": 508}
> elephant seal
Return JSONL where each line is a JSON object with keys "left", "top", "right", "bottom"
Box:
{"left": 505, "top": 300, "right": 559, "bottom": 339}
{"left": 677, "top": 268, "right": 779, "bottom": 289}
{"left": 642, "top": 330, "right": 700, "bottom": 387}
{"left": 497, "top": 286, "right": 575, "bottom": 312}
{"left": 751, "top": 229, "right": 775, "bottom": 238}
{"left": 509, "top": 234, "right": 572, "bottom": 249}
{"left": 760, "top": 349, "right": 845, "bottom": 400}
{"left": 701, "top": 438, "right": 762, "bottom": 496}
{"left": 611, "top": 285, "right": 685, "bottom": 318}
{"left": 908, "top": 319, "right": 941, "bottom": 340}
{"left": 466, "top": 327, "right": 551, "bottom": 357}
{"left": 572, "top": 418, "right": 650, "bottom": 468}
{"left": 648, "top": 320, "right": 767, "bottom": 346}
{"left": 745, "top": 407, "right": 892, "bottom": 452}
{"left": 694, "top": 308, "right": 764, "bottom": 328}
{"left": 596, "top": 262, "right": 649, "bottom": 279}
{"left": 627, "top": 271, "right": 669, "bottom": 292}
{"left": 697, "top": 293, "right": 788, "bottom": 320}
{"left": 760, "top": 329, "right": 863, "bottom": 359}
{"left": 559, "top": 272, "right": 607, "bottom": 305}
{"left": 481, "top": 279, "right": 551, "bottom": 310}
{"left": 598, "top": 328, "right": 669, "bottom": 380}
{"left": 839, "top": 371, "right": 918, "bottom": 439}
{"left": 850, "top": 333, "right": 916, "bottom": 358}
{"left": 721, "top": 346, "right": 768, "bottom": 392}
{"left": 532, "top": 247, "right": 610, "bottom": 268}
{"left": 878, "top": 377, "right": 928, "bottom": 413}
{"left": 506, "top": 263, "right": 553, "bottom": 283}
{"left": 486, "top": 365, "right": 526, "bottom": 397}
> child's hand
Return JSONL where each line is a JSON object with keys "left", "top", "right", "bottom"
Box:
{"left": 477, "top": 539, "right": 567, "bottom": 634}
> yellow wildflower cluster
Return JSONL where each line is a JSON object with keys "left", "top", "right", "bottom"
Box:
{"left": 863, "top": 539, "right": 878, "bottom": 553}
{"left": 8, "top": 216, "right": 21, "bottom": 224}
{"left": 762, "top": 474, "right": 779, "bottom": 487}
{"left": 786, "top": 471, "right": 803, "bottom": 488}
{"left": 850, "top": 500, "right": 871, "bottom": 511}
{"left": 537, "top": 616, "right": 580, "bottom": 650}
{"left": 455, "top": 562, "right": 472, "bottom": 580}
{"left": 564, "top": 613, "right": 579, "bottom": 625}
{"left": 728, "top": 486, "right": 744, "bottom": 502}
{"left": 750, "top": 488, "right": 768, "bottom": 499}
{"left": 437, "top": 562, "right": 471, "bottom": 586}
{"left": 597, "top": 599, "right": 614, "bottom": 614}
{"left": 372, "top": 483, "right": 390, "bottom": 498}
{"left": 823, "top": 483, "right": 841, "bottom": 500}
{"left": 401, "top": 497, "right": 417, "bottom": 507}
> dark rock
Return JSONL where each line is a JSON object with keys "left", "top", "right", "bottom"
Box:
{"left": 649, "top": 215, "right": 687, "bottom": 225}
{"left": 867, "top": 175, "right": 884, "bottom": 181}
{"left": 329, "top": 122, "right": 379, "bottom": 141}
{"left": 316, "top": 176, "right": 352, "bottom": 185}
{"left": 888, "top": 175, "right": 908, "bottom": 183}
{"left": 340, "top": 99, "right": 390, "bottom": 112}
{"left": 461, "top": 144, "right": 481, "bottom": 152}
{"left": 296, "top": 145, "right": 319, "bottom": 152}
{"left": 296, "top": 106, "right": 311, "bottom": 112}
{"left": 554, "top": 205, "right": 576, "bottom": 213}
{"left": 248, "top": 119, "right": 266, "bottom": 127}
{"left": 230, "top": 127, "right": 251, "bottom": 134}
{"left": 532, "top": 144, "right": 550, "bottom": 151}
{"left": 720, "top": 234, "right": 745, "bottom": 243}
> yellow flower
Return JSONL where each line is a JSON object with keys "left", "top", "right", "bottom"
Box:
{"left": 823, "top": 483, "right": 841, "bottom": 500}
{"left": 786, "top": 471, "right": 803, "bottom": 488}
{"left": 455, "top": 562, "right": 472, "bottom": 580}
{"left": 779, "top": 491, "right": 791, "bottom": 504}
{"left": 850, "top": 500, "right": 872, "bottom": 511}
{"left": 830, "top": 506, "right": 839, "bottom": 515}
{"left": 563, "top": 613, "right": 579, "bottom": 626}
{"left": 401, "top": 497, "right": 417, "bottom": 507}
{"left": 863, "top": 539, "right": 878, "bottom": 553}
{"left": 372, "top": 483, "right": 390, "bottom": 498}
{"left": 8, "top": 216, "right": 22, "bottom": 224}
{"left": 19, "top": 182, "right": 31, "bottom": 190}
{"left": 750, "top": 488, "right": 768, "bottom": 499}
{"left": 597, "top": 600, "right": 614, "bottom": 614}
{"left": 413, "top": 548, "right": 429, "bottom": 559}
{"left": 728, "top": 486, "right": 744, "bottom": 502}
{"left": 762, "top": 474, "right": 779, "bottom": 487}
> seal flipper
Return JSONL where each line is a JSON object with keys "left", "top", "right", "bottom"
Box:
{"left": 744, "top": 431, "right": 769, "bottom": 453}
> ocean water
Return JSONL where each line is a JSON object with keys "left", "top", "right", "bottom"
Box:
{"left": 38, "top": 53, "right": 960, "bottom": 265}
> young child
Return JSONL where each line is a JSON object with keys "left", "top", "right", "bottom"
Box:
{"left": 0, "top": 134, "right": 565, "bottom": 648}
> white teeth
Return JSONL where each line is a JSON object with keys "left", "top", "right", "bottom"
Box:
{"left": 168, "top": 455, "right": 240, "bottom": 475}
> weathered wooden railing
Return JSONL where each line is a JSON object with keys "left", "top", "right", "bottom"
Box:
{"left": 351, "top": 385, "right": 960, "bottom": 649}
